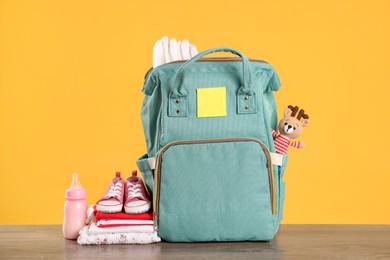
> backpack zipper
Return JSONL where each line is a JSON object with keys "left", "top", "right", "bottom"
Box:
{"left": 152, "top": 137, "right": 276, "bottom": 229}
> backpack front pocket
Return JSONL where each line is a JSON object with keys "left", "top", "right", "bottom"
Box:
{"left": 154, "top": 138, "right": 277, "bottom": 242}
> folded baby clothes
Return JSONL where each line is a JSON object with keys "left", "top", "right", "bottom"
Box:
{"left": 77, "top": 226, "right": 161, "bottom": 245}
{"left": 79, "top": 204, "right": 159, "bottom": 245}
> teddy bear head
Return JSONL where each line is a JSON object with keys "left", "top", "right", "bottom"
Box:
{"left": 278, "top": 105, "right": 310, "bottom": 139}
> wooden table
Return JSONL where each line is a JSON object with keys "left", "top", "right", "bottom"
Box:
{"left": 1, "top": 225, "right": 389, "bottom": 259}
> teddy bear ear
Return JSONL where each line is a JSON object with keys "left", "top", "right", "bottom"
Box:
{"left": 284, "top": 107, "right": 293, "bottom": 116}
{"left": 301, "top": 119, "right": 310, "bottom": 127}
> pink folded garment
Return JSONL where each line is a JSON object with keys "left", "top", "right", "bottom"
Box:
{"left": 95, "top": 210, "right": 153, "bottom": 221}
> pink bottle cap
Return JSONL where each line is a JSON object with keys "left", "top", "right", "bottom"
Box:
{"left": 65, "top": 187, "right": 86, "bottom": 200}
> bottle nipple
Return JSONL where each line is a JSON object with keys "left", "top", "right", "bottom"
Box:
{"left": 70, "top": 173, "right": 82, "bottom": 189}
{"left": 65, "top": 173, "right": 86, "bottom": 199}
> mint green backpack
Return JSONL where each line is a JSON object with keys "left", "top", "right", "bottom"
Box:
{"left": 137, "top": 47, "right": 288, "bottom": 242}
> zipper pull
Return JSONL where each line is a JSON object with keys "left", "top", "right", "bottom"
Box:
{"left": 153, "top": 211, "right": 158, "bottom": 231}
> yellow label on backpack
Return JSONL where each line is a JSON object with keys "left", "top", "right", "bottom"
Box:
{"left": 196, "top": 87, "right": 226, "bottom": 118}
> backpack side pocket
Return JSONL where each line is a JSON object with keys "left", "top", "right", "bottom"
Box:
{"left": 277, "top": 154, "right": 288, "bottom": 222}
{"left": 136, "top": 154, "right": 155, "bottom": 199}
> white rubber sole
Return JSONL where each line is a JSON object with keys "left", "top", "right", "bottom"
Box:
{"left": 96, "top": 204, "right": 123, "bottom": 213}
{"left": 124, "top": 201, "right": 151, "bottom": 214}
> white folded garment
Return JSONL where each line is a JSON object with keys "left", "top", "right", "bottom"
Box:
{"left": 97, "top": 219, "right": 154, "bottom": 227}
{"left": 77, "top": 226, "right": 161, "bottom": 245}
{"left": 88, "top": 222, "right": 154, "bottom": 235}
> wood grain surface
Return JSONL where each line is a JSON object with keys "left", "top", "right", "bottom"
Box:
{"left": 0, "top": 225, "right": 389, "bottom": 259}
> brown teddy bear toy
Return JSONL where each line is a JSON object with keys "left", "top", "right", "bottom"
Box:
{"left": 271, "top": 105, "right": 310, "bottom": 154}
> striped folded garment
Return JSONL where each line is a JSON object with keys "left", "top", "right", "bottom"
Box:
{"left": 95, "top": 209, "right": 154, "bottom": 228}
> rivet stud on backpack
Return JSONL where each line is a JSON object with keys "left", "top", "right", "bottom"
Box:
{"left": 176, "top": 109, "right": 180, "bottom": 114}
{"left": 175, "top": 99, "right": 180, "bottom": 104}
{"left": 244, "top": 106, "right": 249, "bottom": 110}
{"left": 244, "top": 96, "right": 249, "bottom": 101}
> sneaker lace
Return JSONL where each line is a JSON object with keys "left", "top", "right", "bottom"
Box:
{"left": 104, "top": 182, "right": 123, "bottom": 200}
{"left": 127, "top": 183, "right": 144, "bottom": 199}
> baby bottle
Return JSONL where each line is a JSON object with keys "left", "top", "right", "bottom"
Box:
{"left": 62, "top": 173, "right": 88, "bottom": 240}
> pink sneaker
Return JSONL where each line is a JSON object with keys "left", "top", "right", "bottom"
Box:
{"left": 96, "top": 172, "right": 124, "bottom": 213}
{"left": 124, "top": 170, "right": 151, "bottom": 214}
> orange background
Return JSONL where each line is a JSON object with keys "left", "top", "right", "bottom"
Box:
{"left": 1, "top": 0, "right": 389, "bottom": 224}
